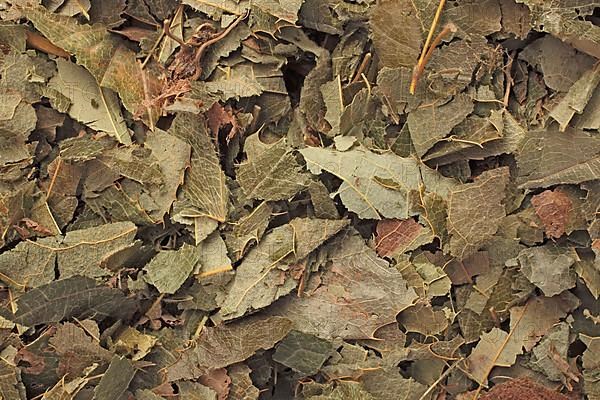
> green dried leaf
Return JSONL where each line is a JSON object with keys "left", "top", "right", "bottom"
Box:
{"left": 361, "top": 368, "right": 427, "bottom": 400}
{"left": 398, "top": 302, "right": 448, "bottom": 336}
{"left": 170, "top": 112, "right": 230, "bottom": 223}
{"left": 520, "top": 35, "right": 595, "bottom": 93}
{"left": 142, "top": 128, "right": 192, "bottom": 222}
{"left": 528, "top": 322, "right": 571, "bottom": 382}
{"left": 581, "top": 334, "right": 600, "bottom": 400}
{"left": 447, "top": 167, "right": 510, "bottom": 259}
{"left": 184, "top": 0, "right": 303, "bottom": 23}
{"left": 273, "top": 330, "right": 333, "bottom": 375}
{"left": 225, "top": 201, "right": 273, "bottom": 262}
{"left": 370, "top": 0, "right": 424, "bottom": 69}
{"left": 0, "top": 221, "right": 137, "bottom": 288}
{"left": 408, "top": 93, "right": 474, "bottom": 157}
{"left": 269, "top": 231, "right": 418, "bottom": 339}
{"left": 516, "top": 0, "right": 600, "bottom": 58}
{"left": 144, "top": 244, "right": 199, "bottom": 294}
{"left": 10, "top": 275, "right": 135, "bottom": 326}
{"left": 549, "top": 62, "right": 600, "bottom": 131}
{"left": 300, "top": 146, "right": 456, "bottom": 220}
{"left": 465, "top": 292, "right": 579, "bottom": 385}
{"left": 227, "top": 363, "right": 259, "bottom": 400}
{"left": 49, "top": 321, "right": 112, "bottom": 379}
{"left": 516, "top": 128, "right": 600, "bottom": 189}
{"left": 88, "top": 0, "right": 126, "bottom": 27}
{"left": 23, "top": 6, "right": 161, "bottom": 125}
{"left": 517, "top": 244, "right": 578, "bottom": 297}
{"left": 238, "top": 136, "right": 310, "bottom": 201}
{"left": 166, "top": 316, "right": 293, "bottom": 381}
{"left": 0, "top": 347, "right": 26, "bottom": 400}
{"left": 218, "top": 217, "right": 348, "bottom": 320}
{"left": 93, "top": 355, "right": 135, "bottom": 400}
{"left": 49, "top": 59, "right": 130, "bottom": 144}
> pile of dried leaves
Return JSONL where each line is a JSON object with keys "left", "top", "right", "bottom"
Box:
{"left": 0, "top": 0, "right": 599, "bottom": 399}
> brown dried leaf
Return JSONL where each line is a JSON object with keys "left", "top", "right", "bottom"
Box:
{"left": 374, "top": 218, "right": 432, "bottom": 257}
{"left": 531, "top": 189, "right": 573, "bottom": 239}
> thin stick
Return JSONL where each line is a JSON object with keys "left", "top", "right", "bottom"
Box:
{"left": 361, "top": 73, "right": 371, "bottom": 96}
{"left": 503, "top": 50, "right": 516, "bottom": 107}
{"left": 46, "top": 157, "right": 62, "bottom": 200}
{"left": 410, "top": 0, "right": 446, "bottom": 94}
{"left": 417, "top": 360, "right": 461, "bottom": 400}
{"left": 410, "top": 22, "right": 456, "bottom": 95}
{"left": 191, "top": 11, "right": 248, "bottom": 80}
{"left": 336, "top": 75, "right": 344, "bottom": 109}
{"left": 351, "top": 52, "right": 372, "bottom": 84}
{"left": 163, "top": 19, "right": 187, "bottom": 47}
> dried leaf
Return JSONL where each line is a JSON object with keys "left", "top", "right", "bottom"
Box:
{"left": 144, "top": 244, "right": 199, "bottom": 294}
{"left": 269, "top": 231, "right": 418, "bottom": 339}
{"left": 23, "top": 6, "right": 161, "bottom": 125}
{"left": 374, "top": 218, "right": 433, "bottom": 257}
{"left": 93, "top": 356, "right": 136, "bottom": 400}
{"left": 301, "top": 146, "right": 456, "bottom": 220}
{"left": 170, "top": 112, "right": 230, "bottom": 223}
{"left": 9, "top": 275, "right": 135, "bottom": 326}
{"left": 48, "top": 59, "right": 130, "bottom": 144}
{"left": 517, "top": 244, "right": 578, "bottom": 297}
{"left": 166, "top": 316, "right": 292, "bottom": 381}
{"left": 465, "top": 292, "right": 579, "bottom": 385}
{"left": 218, "top": 217, "right": 348, "bottom": 320}
{"left": 238, "top": 136, "right": 309, "bottom": 201}
{"left": 273, "top": 330, "right": 333, "bottom": 375}
{"left": 447, "top": 168, "right": 510, "bottom": 259}
{"left": 516, "top": 128, "right": 600, "bottom": 189}
{"left": 531, "top": 189, "right": 573, "bottom": 239}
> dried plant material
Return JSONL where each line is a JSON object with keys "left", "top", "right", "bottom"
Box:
{"left": 531, "top": 189, "right": 573, "bottom": 238}
{"left": 374, "top": 218, "right": 433, "bottom": 257}
{"left": 447, "top": 167, "right": 510, "bottom": 259}
{"left": 0, "top": 1, "right": 599, "bottom": 398}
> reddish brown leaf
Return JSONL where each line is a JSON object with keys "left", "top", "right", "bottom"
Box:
{"left": 199, "top": 368, "right": 231, "bottom": 400}
{"left": 25, "top": 30, "right": 70, "bottom": 58}
{"left": 531, "top": 189, "right": 573, "bottom": 238}
{"left": 112, "top": 26, "right": 156, "bottom": 42}
{"left": 375, "top": 218, "right": 422, "bottom": 257}
{"left": 16, "top": 348, "right": 46, "bottom": 375}
{"left": 445, "top": 251, "right": 490, "bottom": 285}
{"left": 206, "top": 102, "right": 239, "bottom": 140}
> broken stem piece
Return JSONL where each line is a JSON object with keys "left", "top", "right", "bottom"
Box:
{"left": 163, "top": 19, "right": 187, "bottom": 48}
{"left": 191, "top": 11, "right": 249, "bottom": 80}
{"left": 410, "top": 22, "right": 456, "bottom": 94}
{"left": 351, "top": 52, "right": 372, "bottom": 84}
{"left": 46, "top": 157, "right": 62, "bottom": 200}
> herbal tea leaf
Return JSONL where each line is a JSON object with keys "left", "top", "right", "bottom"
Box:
{"left": 10, "top": 276, "right": 135, "bottom": 326}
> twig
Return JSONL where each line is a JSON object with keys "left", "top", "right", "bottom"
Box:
{"left": 411, "top": 0, "right": 446, "bottom": 94}
{"left": 45, "top": 157, "right": 62, "bottom": 200}
{"left": 351, "top": 52, "right": 372, "bottom": 84}
{"left": 444, "top": 135, "right": 484, "bottom": 148}
{"left": 336, "top": 75, "right": 344, "bottom": 109}
{"left": 503, "top": 50, "right": 517, "bottom": 107}
{"left": 361, "top": 73, "right": 372, "bottom": 96}
{"left": 417, "top": 360, "right": 461, "bottom": 400}
{"left": 163, "top": 19, "right": 187, "bottom": 47}
{"left": 141, "top": 29, "right": 164, "bottom": 68}
{"left": 410, "top": 22, "right": 456, "bottom": 95}
{"left": 190, "top": 11, "right": 249, "bottom": 80}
